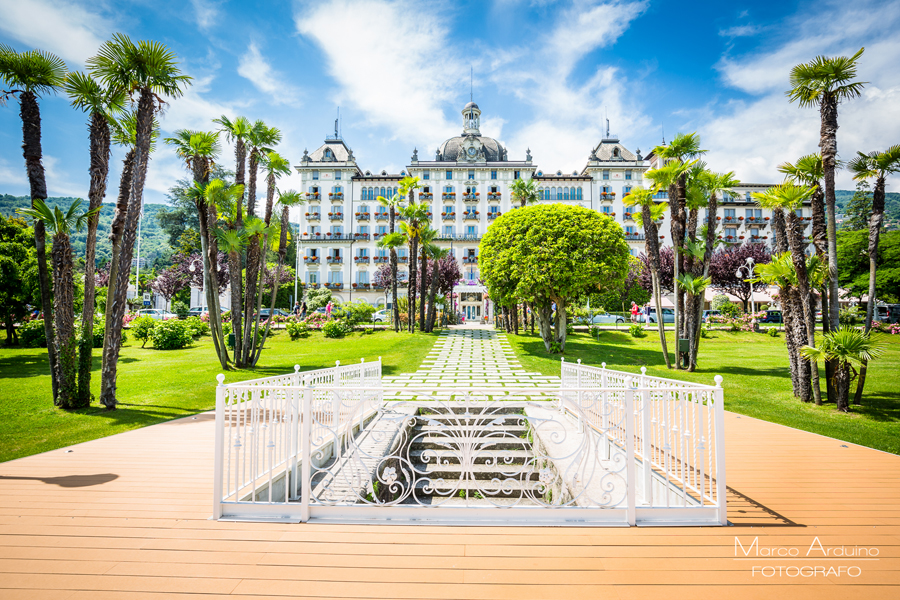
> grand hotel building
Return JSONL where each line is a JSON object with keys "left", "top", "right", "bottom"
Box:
{"left": 293, "top": 102, "right": 809, "bottom": 321}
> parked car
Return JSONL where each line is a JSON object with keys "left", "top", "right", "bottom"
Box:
{"left": 758, "top": 310, "right": 783, "bottom": 324}
{"left": 702, "top": 310, "right": 721, "bottom": 323}
{"left": 256, "top": 308, "right": 290, "bottom": 321}
{"left": 188, "top": 305, "right": 225, "bottom": 318}
{"left": 638, "top": 307, "right": 674, "bottom": 323}
{"left": 373, "top": 309, "right": 389, "bottom": 323}
{"left": 135, "top": 308, "right": 177, "bottom": 321}
{"left": 587, "top": 312, "right": 625, "bottom": 325}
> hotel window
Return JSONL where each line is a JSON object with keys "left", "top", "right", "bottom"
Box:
{"left": 357, "top": 271, "right": 369, "bottom": 285}
{"left": 745, "top": 192, "right": 752, "bottom": 201}
{"left": 335, "top": 170, "right": 341, "bottom": 180}
{"left": 309, "top": 207, "right": 320, "bottom": 217}
{"left": 467, "top": 225, "right": 477, "bottom": 236}
{"left": 468, "top": 170, "right": 475, "bottom": 180}
{"left": 444, "top": 185, "right": 453, "bottom": 194}
{"left": 576, "top": 187, "right": 583, "bottom": 200}
{"left": 795, "top": 208, "right": 804, "bottom": 217}
{"left": 625, "top": 170, "right": 632, "bottom": 180}
{"left": 309, "top": 225, "right": 320, "bottom": 235}
{"left": 747, "top": 208, "right": 761, "bottom": 219}
{"left": 443, "top": 225, "right": 454, "bottom": 236}
{"left": 333, "top": 185, "right": 342, "bottom": 194}
{"left": 564, "top": 187, "right": 570, "bottom": 200}
{"left": 602, "top": 170, "right": 610, "bottom": 180}
{"left": 489, "top": 206, "right": 499, "bottom": 216}
{"left": 491, "top": 170, "right": 497, "bottom": 180}
{"left": 724, "top": 209, "right": 736, "bottom": 218}
{"left": 514, "top": 171, "right": 520, "bottom": 180}
{"left": 398, "top": 248, "right": 408, "bottom": 260}
{"left": 623, "top": 186, "right": 632, "bottom": 195}
{"left": 376, "top": 225, "right": 387, "bottom": 236}
{"left": 544, "top": 189, "right": 551, "bottom": 200}
{"left": 446, "top": 170, "right": 452, "bottom": 180}
{"left": 602, "top": 185, "right": 612, "bottom": 193}
{"left": 626, "top": 226, "right": 635, "bottom": 234}
{"left": 377, "top": 249, "right": 387, "bottom": 259}
{"left": 358, "top": 226, "right": 369, "bottom": 235}
{"left": 328, "top": 271, "right": 342, "bottom": 285}
{"left": 423, "top": 171, "right": 430, "bottom": 180}
{"left": 312, "top": 170, "right": 319, "bottom": 180}
{"left": 490, "top": 185, "right": 498, "bottom": 193}
{"left": 751, "top": 228, "right": 760, "bottom": 237}
{"left": 332, "top": 226, "right": 344, "bottom": 236}
{"left": 307, "top": 272, "right": 318, "bottom": 284}
{"left": 359, "top": 203, "right": 368, "bottom": 214}
{"left": 602, "top": 206, "right": 612, "bottom": 214}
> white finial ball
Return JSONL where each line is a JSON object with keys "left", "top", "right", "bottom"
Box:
{"left": 714, "top": 375, "right": 723, "bottom": 387}
{"left": 216, "top": 374, "right": 225, "bottom": 384}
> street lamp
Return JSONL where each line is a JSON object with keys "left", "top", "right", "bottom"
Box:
{"left": 736, "top": 256, "right": 757, "bottom": 315}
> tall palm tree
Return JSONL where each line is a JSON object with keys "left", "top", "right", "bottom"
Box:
{"left": 164, "top": 130, "right": 229, "bottom": 368}
{"left": 417, "top": 227, "right": 437, "bottom": 331}
{"left": 624, "top": 186, "right": 671, "bottom": 368}
{"left": 213, "top": 115, "right": 252, "bottom": 211}
{"left": 90, "top": 34, "right": 192, "bottom": 408}
{"left": 787, "top": 48, "right": 866, "bottom": 332}
{"left": 510, "top": 177, "right": 541, "bottom": 208}
{"left": 847, "top": 144, "right": 900, "bottom": 404}
{"left": 398, "top": 176, "right": 422, "bottom": 332}
{"left": 425, "top": 245, "right": 450, "bottom": 332}
{"left": 801, "top": 327, "right": 884, "bottom": 413}
{"left": 377, "top": 190, "right": 405, "bottom": 330}
{"left": 245, "top": 121, "right": 282, "bottom": 218}
{"left": 208, "top": 178, "right": 246, "bottom": 359}
{"left": 18, "top": 200, "right": 99, "bottom": 408}
{"left": 0, "top": 43, "right": 68, "bottom": 401}
{"left": 754, "top": 183, "right": 822, "bottom": 404}
{"left": 65, "top": 71, "right": 126, "bottom": 405}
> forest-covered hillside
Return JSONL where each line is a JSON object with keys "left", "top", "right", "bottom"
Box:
{"left": 0, "top": 195, "right": 171, "bottom": 268}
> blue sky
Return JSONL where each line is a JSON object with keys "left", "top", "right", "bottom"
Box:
{"left": 2, "top": 0, "right": 899, "bottom": 206}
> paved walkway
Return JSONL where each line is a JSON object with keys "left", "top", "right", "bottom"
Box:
{"left": 382, "top": 326, "right": 559, "bottom": 389}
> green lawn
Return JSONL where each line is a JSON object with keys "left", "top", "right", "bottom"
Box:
{"left": 0, "top": 329, "right": 438, "bottom": 463}
{"left": 504, "top": 328, "right": 900, "bottom": 455}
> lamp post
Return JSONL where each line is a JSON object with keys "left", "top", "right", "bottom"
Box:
{"left": 736, "top": 257, "right": 757, "bottom": 315}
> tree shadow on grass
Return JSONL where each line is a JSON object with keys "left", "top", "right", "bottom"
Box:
{"left": 0, "top": 354, "right": 139, "bottom": 378}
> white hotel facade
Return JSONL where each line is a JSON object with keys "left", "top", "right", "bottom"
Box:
{"left": 294, "top": 102, "right": 810, "bottom": 321}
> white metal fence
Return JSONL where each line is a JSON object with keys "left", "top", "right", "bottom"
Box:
{"left": 213, "top": 359, "right": 726, "bottom": 526}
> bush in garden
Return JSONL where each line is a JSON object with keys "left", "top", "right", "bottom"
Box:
{"left": 149, "top": 319, "right": 193, "bottom": 350}
{"left": 286, "top": 320, "right": 311, "bottom": 340}
{"left": 323, "top": 319, "right": 352, "bottom": 338}
{"left": 363, "top": 327, "right": 374, "bottom": 335}
{"left": 303, "top": 312, "right": 328, "bottom": 330}
{"left": 172, "top": 301, "right": 189, "bottom": 319}
{"left": 334, "top": 301, "right": 376, "bottom": 325}
{"left": 130, "top": 316, "right": 157, "bottom": 348}
{"left": 87, "top": 319, "right": 127, "bottom": 348}
{"left": 19, "top": 319, "right": 47, "bottom": 348}
{"left": 710, "top": 294, "right": 731, "bottom": 311}
{"left": 629, "top": 323, "right": 645, "bottom": 338}
{"left": 183, "top": 316, "right": 210, "bottom": 337}
{"left": 839, "top": 306, "right": 860, "bottom": 326}
{"left": 768, "top": 327, "right": 779, "bottom": 338}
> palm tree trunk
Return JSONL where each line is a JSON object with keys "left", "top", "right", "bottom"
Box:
{"left": 409, "top": 236, "right": 418, "bottom": 333}
{"left": 253, "top": 207, "right": 289, "bottom": 366}
{"left": 228, "top": 249, "right": 243, "bottom": 356}
{"left": 690, "top": 193, "right": 718, "bottom": 368}
{"left": 205, "top": 203, "right": 229, "bottom": 369}
{"left": 51, "top": 233, "right": 78, "bottom": 408}
{"left": 820, "top": 96, "right": 840, "bottom": 332}
{"left": 854, "top": 175, "right": 885, "bottom": 405}
{"left": 234, "top": 140, "right": 246, "bottom": 190}
{"left": 242, "top": 236, "right": 260, "bottom": 363}
{"left": 19, "top": 90, "right": 59, "bottom": 401}
{"left": 426, "top": 260, "right": 439, "bottom": 332}
{"left": 77, "top": 111, "right": 111, "bottom": 406}
{"left": 786, "top": 212, "right": 822, "bottom": 405}
{"left": 99, "top": 90, "right": 155, "bottom": 409}
{"left": 418, "top": 247, "right": 427, "bottom": 331}
{"left": 651, "top": 270, "right": 672, "bottom": 369}
{"left": 389, "top": 207, "right": 399, "bottom": 332}
{"left": 247, "top": 149, "right": 259, "bottom": 218}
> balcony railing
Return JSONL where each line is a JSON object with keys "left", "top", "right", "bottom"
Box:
{"left": 623, "top": 212, "right": 635, "bottom": 220}
{"left": 463, "top": 194, "right": 479, "bottom": 201}
{"left": 419, "top": 193, "right": 434, "bottom": 200}
{"left": 398, "top": 256, "right": 409, "bottom": 263}
{"left": 351, "top": 283, "right": 372, "bottom": 289}
{"left": 353, "top": 233, "right": 370, "bottom": 240}
{"left": 487, "top": 193, "right": 501, "bottom": 202}
{"left": 304, "top": 256, "right": 320, "bottom": 263}
{"left": 442, "top": 193, "right": 456, "bottom": 201}
{"left": 329, "top": 194, "right": 343, "bottom": 203}
{"left": 373, "top": 256, "right": 389, "bottom": 263}
{"left": 442, "top": 212, "right": 456, "bottom": 221}
{"left": 325, "top": 282, "right": 343, "bottom": 290}
{"left": 355, "top": 256, "right": 370, "bottom": 263}
{"left": 326, "top": 257, "right": 343, "bottom": 264}
{"left": 745, "top": 217, "right": 768, "bottom": 225}
{"left": 463, "top": 256, "right": 478, "bottom": 264}
{"left": 749, "top": 235, "right": 768, "bottom": 243}
{"left": 624, "top": 233, "right": 645, "bottom": 241}
{"left": 463, "top": 212, "right": 479, "bottom": 221}
{"left": 303, "top": 234, "right": 355, "bottom": 242}
{"left": 306, "top": 193, "right": 321, "bottom": 201}
{"left": 305, "top": 213, "right": 321, "bottom": 221}
{"left": 355, "top": 212, "right": 370, "bottom": 220}
{"left": 375, "top": 212, "right": 389, "bottom": 221}
{"left": 487, "top": 212, "right": 501, "bottom": 220}
{"left": 328, "top": 213, "right": 343, "bottom": 221}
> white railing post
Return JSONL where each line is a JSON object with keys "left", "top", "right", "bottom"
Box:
{"left": 558, "top": 357, "right": 566, "bottom": 411}
{"left": 212, "top": 374, "right": 226, "bottom": 520}
{"left": 576, "top": 359, "right": 584, "bottom": 433}
{"left": 714, "top": 375, "right": 727, "bottom": 525}
{"left": 290, "top": 384, "right": 300, "bottom": 501}
{"left": 640, "top": 366, "right": 647, "bottom": 388}
{"left": 624, "top": 376, "right": 636, "bottom": 526}
{"left": 600, "top": 362, "right": 609, "bottom": 460}
{"left": 300, "top": 384, "right": 312, "bottom": 523}
{"left": 293, "top": 364, "right": 301, "bottom": 386}
{"left": 641, "top": 386, "right": 652, "bottom": 506}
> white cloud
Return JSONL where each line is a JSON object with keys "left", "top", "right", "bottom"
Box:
{"left": 189, "top": 0, "right": 220, "bottom": 30}
{"left": 719, "top": 24, "right": 762, "bottom": 38}
{"left": 295, "top": 0, "right": 463, "bottom": 155}
{"left": 0, "top": 0, "right": 111, "bottom": 65}
{"left": 237, "top": 43, "right": 302, "bottom": 106}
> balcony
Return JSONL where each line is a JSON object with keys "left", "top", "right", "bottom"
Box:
{"left": 353, "top": 233, "right": 370, "bottom": 240}
{"left": 304, "top": 234, "right": 355, "bottom": 242}
{"left": 325, "top": 282, "right": 343, "bottom": 290}
{"left": 355, "top": 256, "right": 370, "bottom": 263}
{"left": 351, "top": 283, "right": 371, "bottom": 290}
{"left": 326, "top": 256, "right": 343, "bottom": 264}
{"left": 442, "top": 193, "right": 456, "bottom": 201}
{"left": 463, "top": 193, "right": 479, "bottom": 202}
{"left": 304, "top": 256, "right": 320, "bottom": 263}
{"left": 749, "top": 235, "right": 768, "bottom": 243}
{"left": 487, "top": 212, "right": 501, "bottom": 220}
{"left": 463, "top": 256, "right": 479, "bottom": 264}
{"left": 398, "top": 256, "right": 409, "bottom": 263}
{"left": 721, "top": 216, "right": 740, "bottom": 225}
{"left": 419, "top": 193, "right": 434, "bottom": 200}
{"left": 463, "top": 212, "right": 479, "bottom": 221}
{"left": 487, "top": 193, "right": 501, "bottom": 203}
{"left": 329, "top": 193, "right": 343, "bottom": 203}
{"left": 329, "top": 213, "right": 343, "bottom": 221}
{"left": 373, "top": 256, "right": 389, "bottom": 263}
{"left": 624, "top": 233, "right": 645, "bottom": 241}
{"left": 306, "top": 193, "right": 321, "bottom": 202}
{"left": 355, "top": 212, "right": 370, "bottom": 221}
{"left": 442, "top": 212, "right": 456, "bottom": 221}
{"left": 305, "top": 212, "right": 321, "bottom": 222}
{"left": 375, "top": 212, "right": 389, "bottom": 221}
{"left": 600, "top": 192, "right": 616, "bottom": 201}
{"left": 720, "top": 235, "right": 741, "bottom": 245}
{"left": 623, "top": 212, "right": 635, "bottom": 221}
{"left": 745, "top": 217, "right": 768, "bottom": 226}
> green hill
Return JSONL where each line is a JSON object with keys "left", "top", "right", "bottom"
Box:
{"left": 0, "top": 194, "right": 171, "bottom": 269}
{"left": 835, "top": 189, "right": 900, "bottom": 224}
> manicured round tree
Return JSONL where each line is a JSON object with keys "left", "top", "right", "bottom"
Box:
{"left": 479, "top": 204, "right": 630, "bottom": 352}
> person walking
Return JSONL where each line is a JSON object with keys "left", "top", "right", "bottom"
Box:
{"left": 325, "top": 301, "right": 333, "bottom": 320}
{"left": 630, "top": 301, "right": 639, "bottom": 323}
{"left": 300, "top": 301, "right": 307, "bottom": 320}
{"left": 293, "top": 302, "right": 301, "bottom": 316}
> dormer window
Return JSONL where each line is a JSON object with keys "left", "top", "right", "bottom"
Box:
{"left": 613, "top": 148, "right": 620, "bottom": 158}
{"left": 324, "top": 149, "right": 333, "bottom": 160}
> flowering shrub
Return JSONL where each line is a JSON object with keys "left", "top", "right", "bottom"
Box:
{"left": 183, "top": 316, "right": 210, "bottom": 338}
{"left": 130, "top": 316, "right": 156, "bottom": 348}
{"left": 708, "top": 311, "right": 766, "bottom": 332}
{"left": 149, "top": 319, "right": 193, "bottom": 350}
{"left": 86, "top": 319, "right": 127, "bottom": 348}
{"left": 303, "top": 312, "right": 329, "bottom": 330}
{"left": 323, "top": 319, "right": 352, "bottom": 338}
{"left": 629, "top": 323, "right": 646, "bottom": 338}
{"left": 872, "top": 321, "right": 900, "bottom": 335}
{"left": 286, "top": 320, "right": 311, "bottom": 340}
{"left": 122, "top": 313, "right": 137, "bottom": 327}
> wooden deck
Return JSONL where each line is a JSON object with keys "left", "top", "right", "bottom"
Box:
{"left": 1, "top": 410, "right": 898, "bottom": 599}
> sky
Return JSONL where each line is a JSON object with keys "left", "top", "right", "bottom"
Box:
{"left": 1, "top": 0, "right": 899, "bottom": 208}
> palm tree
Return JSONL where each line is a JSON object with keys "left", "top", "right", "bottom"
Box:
{"left": 0, "top": 43, "right": 68, "bottom": 401}
{"left": 245, "top": 121, "right": 281, "bottom": 218}
{"left": 398, "top": 176, "right": 422, "bottom": 332}
{"left": 801, "top": 327, "right": 884, "bottom": 413}
{"left": 90, "top": 34, "right": 192, "bottom": 408}
{"left": 65, "top": 71, "right": 125, "bottom": 405}
{"left": 164, "top": 130, "right": 229, "bottom": 368}
{"left": 624, "top": 186, "right": 671, "bottom": 368}
{"left": 425, "top": 245, "right": 450, "bottom": 332}
{"left": 417, "top": 227, "right": 437, "bottom": 331}
{"left": 208, "top": 179, "right": 247, "bottom": 359}
{"left": 377, "top": 190, "right": 405, "bottom": 330}
{"left": 18, "top": 200, "right": 99, "bottom": 408}
{"left": 847, "top": 145, "right": 900, "bottom": 404}
{"left": 510, "top": 177, "right": 541, "bottom": 208}
{"left": 787, "top": 48, "right": 866, "bottom": 333}
{"left": 754, "top": 183, "right": 822, "bottom": 404}
{"left": 213, "top": 115, "right": 253, "bottom": 209}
